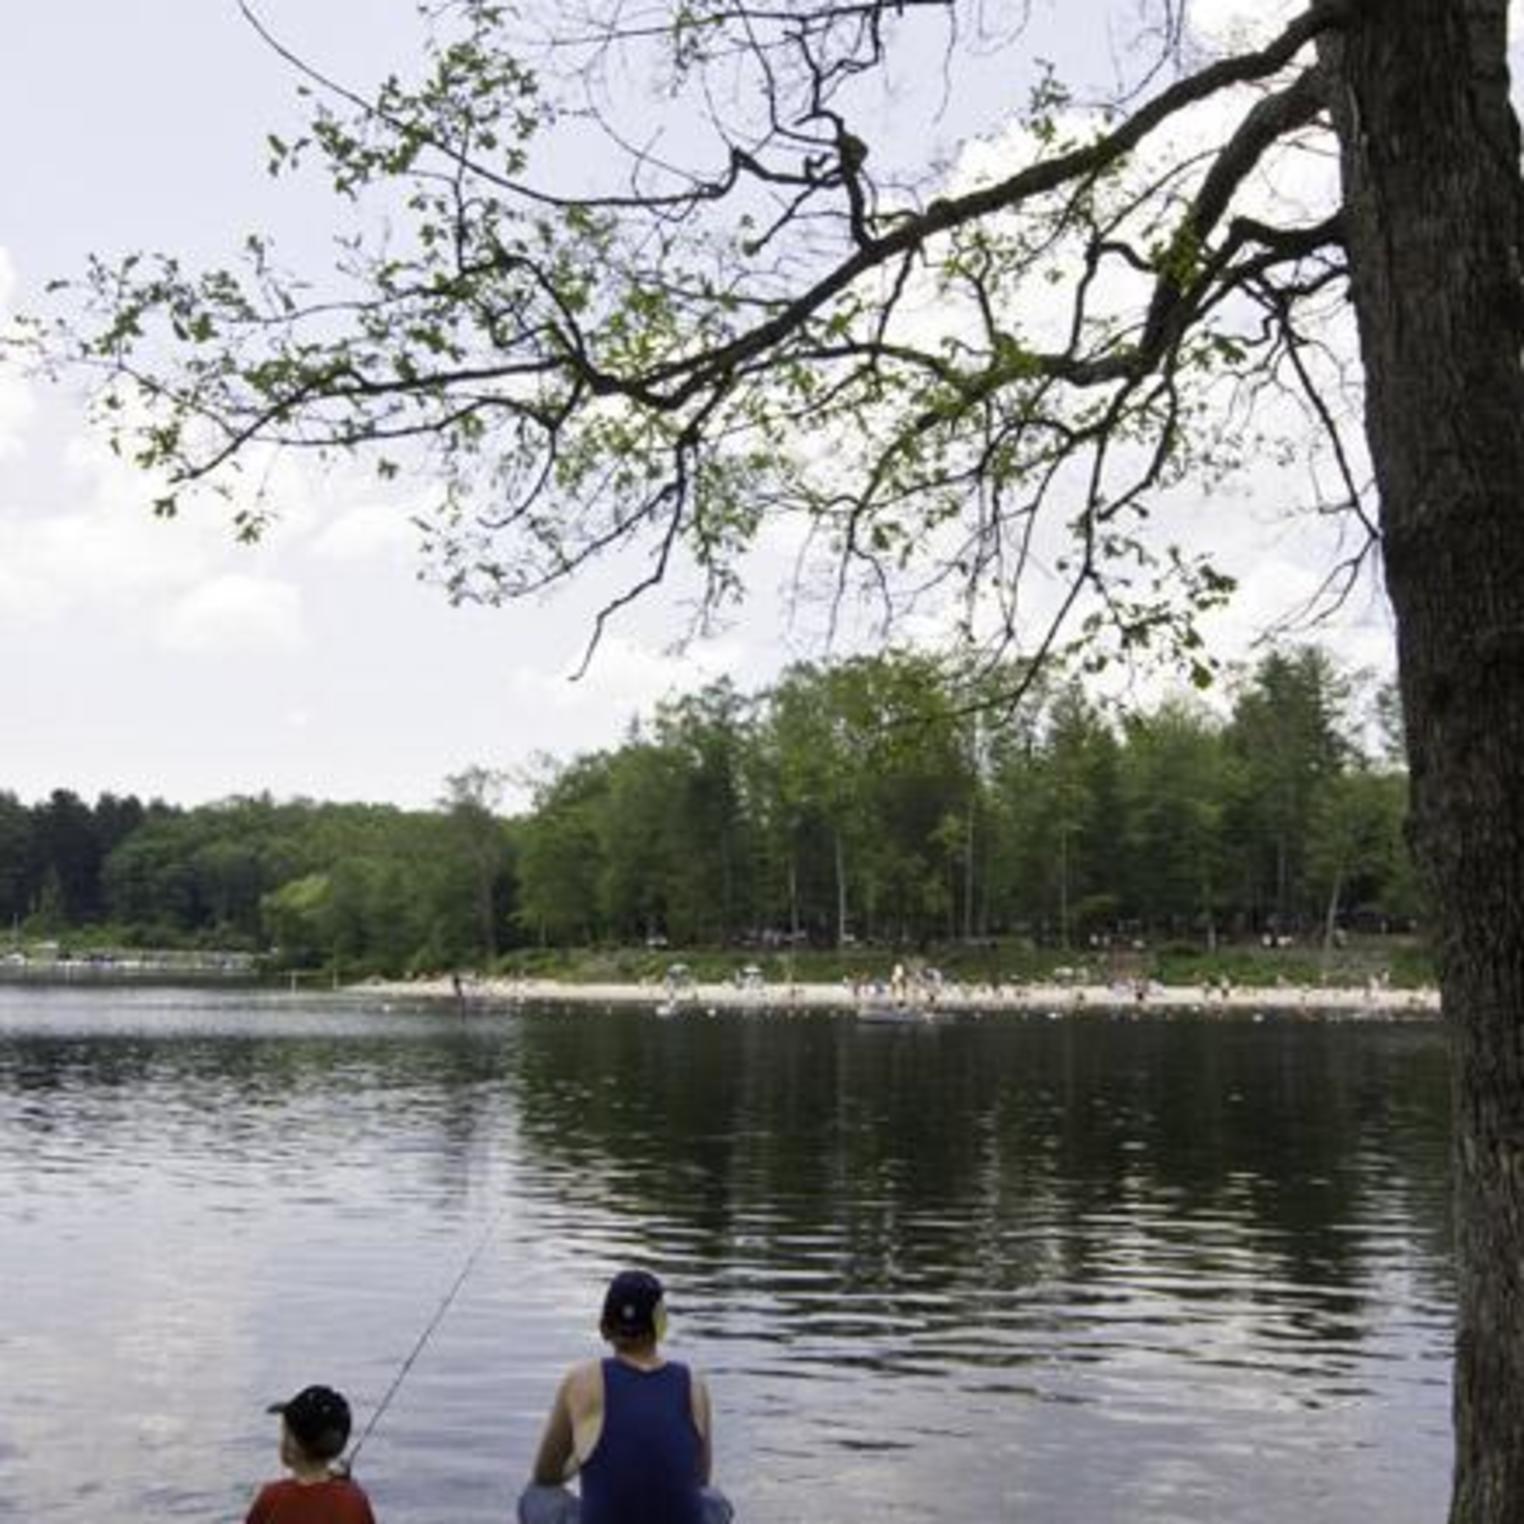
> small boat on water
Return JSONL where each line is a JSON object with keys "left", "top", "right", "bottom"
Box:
{"left": 856, "top": 1002, "right": 931, "bottom": 1025}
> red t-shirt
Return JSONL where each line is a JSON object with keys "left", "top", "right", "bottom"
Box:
{"left": 245, "top": 1476, "right": 377, "bottom": 1524}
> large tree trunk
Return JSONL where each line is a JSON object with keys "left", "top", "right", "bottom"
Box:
{"left": 1329, "top": 4, "right": 1524, "bottom": 1520}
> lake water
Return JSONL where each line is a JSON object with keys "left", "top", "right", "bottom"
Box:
{"left": 0, "top": 989, "right": 1453, "bottom": 1524}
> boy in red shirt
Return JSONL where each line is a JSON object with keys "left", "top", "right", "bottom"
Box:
{"left": 246, "top": 1385, "right": 377, "bottom": 1524}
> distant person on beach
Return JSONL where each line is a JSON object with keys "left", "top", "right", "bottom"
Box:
{"left": 247, "top": 1384, "right": 376, "bottom": 1524}
{"left": 524, "top": 1270, "right": 729, "bottom": 1524}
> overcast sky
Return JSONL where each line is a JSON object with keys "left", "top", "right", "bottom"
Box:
{"left": 0, "top": 1, "right": 1403, "bottom": 812}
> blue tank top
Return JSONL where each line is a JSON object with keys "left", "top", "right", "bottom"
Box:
{"left": 580, "top": 1358, "right": 705, "bottom": 1524}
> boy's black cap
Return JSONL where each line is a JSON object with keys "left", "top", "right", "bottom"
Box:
{"left": 268, "top": 1384, "right": 352, "bottom": 1458}
{"left": 602, "top": 1269, "right": 664, "bottom": 1337}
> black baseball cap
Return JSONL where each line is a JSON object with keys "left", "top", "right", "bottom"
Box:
{"left": 268, "top": 1384, "right": 352, "bottom": 1460}
{"left": 601, "top": 1270, "right": 665, "bottom": 1337}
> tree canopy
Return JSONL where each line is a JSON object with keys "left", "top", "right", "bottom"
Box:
{"left": 0, "top": 646, "right": 1416, "bottom": 972}
{"left": 27, "top": 0, "right": 1356, "bottom": 680}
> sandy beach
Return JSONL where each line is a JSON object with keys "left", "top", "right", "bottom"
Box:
{"left": 362, "top": 974, "right": 1441, "bottom": 1018}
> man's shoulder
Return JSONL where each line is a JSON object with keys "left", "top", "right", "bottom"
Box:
{"left": 563, "top": 1358, "right": 604, "bottom": 1395}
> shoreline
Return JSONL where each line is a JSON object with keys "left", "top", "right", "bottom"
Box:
{"left": 360, "top": 974, "right": 1441, "bottom": 1018}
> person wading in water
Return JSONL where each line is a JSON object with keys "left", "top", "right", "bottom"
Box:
{"left": 526, "top": 1270, "right": 725, "bottom": 1524}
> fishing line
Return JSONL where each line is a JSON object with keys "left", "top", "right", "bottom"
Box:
{"left": 345, "top": 1199, "right": 510, "bottom": 1469}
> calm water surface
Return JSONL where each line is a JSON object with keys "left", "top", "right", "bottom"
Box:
{"left": 0, "top": 989, "right": 1453, "bottom": 1524}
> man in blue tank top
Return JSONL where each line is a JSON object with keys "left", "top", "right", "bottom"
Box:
{"left": 528, "top": 1270, "right": 723, "bottom": 1524}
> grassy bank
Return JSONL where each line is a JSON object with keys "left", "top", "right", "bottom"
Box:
{"left": 492, "top": 935, "right": 1435, "bottom": 991}
{"left": 0, "top": 930, "right": 1433, "bottom": 992}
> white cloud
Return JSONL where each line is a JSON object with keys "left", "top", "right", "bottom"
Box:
{"left": 1186, "top": 0, "right": 1306, "bottom": 52}
{"left": 156, "top": 574, "right": 305, "bottom": 655}
{"left": 489, "top": 634, "right": 756, "bottom": 793}
{"left": 506, "top": 632, "right": 743, "bottom": 714}
{"left": 0, "top": 422, "right": 231, "bottom": 623}
{"left": 308, "top": 503, "right": 420, "bottom": 562}
{"left": 0, "top": 380, "right": 32, "bottom": 463}
{"left": 0, "top": 503, "right": 209, "bottom": 623}
{"left": 0, "top": 246, "right": 36, "bottom": 462}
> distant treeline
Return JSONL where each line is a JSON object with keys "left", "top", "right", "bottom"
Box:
{"left": 0, "top": 774, "right": 511, "bottom": 972}
{"left": 0, "top": 645, "right": 1416, "bottom": 972}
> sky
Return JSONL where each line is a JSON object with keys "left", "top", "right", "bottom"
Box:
{"left": 0, "top": 1, "right": 1403, "bottom": 812}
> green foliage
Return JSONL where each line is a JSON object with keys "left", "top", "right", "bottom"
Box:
{"left": 0, "top": 789, "right": 515, "bottom": 974}
{"left": 1225, "top": 647, "right": 1355, "bottom": 926}
{"left": 0, "top": 644, "right": 1421, "bottom": 978}
{"left": 9, "top": 2, "right": 1352, "bottom": 689}
{"left": 261, "top": 872, "right": 333, "bottom": 966}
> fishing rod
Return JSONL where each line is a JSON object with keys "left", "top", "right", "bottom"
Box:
{"left": 344, "top": 1199, "right": 510, "bottom": 1470}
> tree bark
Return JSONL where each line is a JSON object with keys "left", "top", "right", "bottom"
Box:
{"left": 1058, "top": 824, "right": 1071, "bottom": 948}
{"left": 1328, "top": 5, "right": 1524, "bottom": 1519}
{"left": 1320, "top": 865, "right": 1342, "bottom": 984}
{"left": 961, "top": 804, "right": 971, "bottom": 940}
{"left": 834, "top": 827, "right": 848, "bottom": 946}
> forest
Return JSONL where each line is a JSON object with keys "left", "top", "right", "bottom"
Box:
{"left": 0, "top": 644, "right": 1416, "bottom": 977}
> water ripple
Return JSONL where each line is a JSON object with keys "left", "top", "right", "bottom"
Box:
{"left": 0, "top": 991, "right": 1452, "bottom": 1524}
